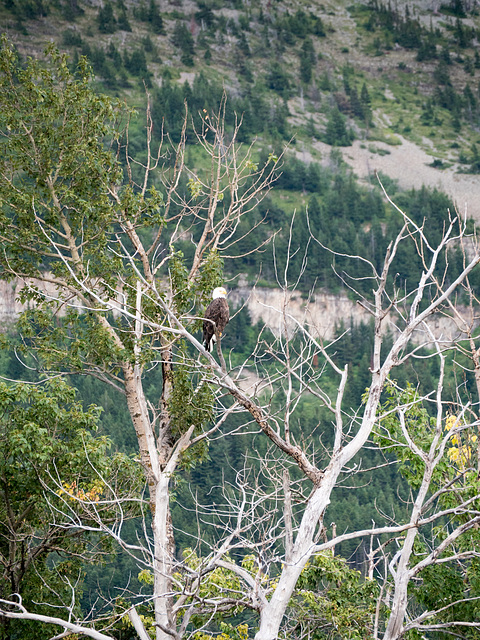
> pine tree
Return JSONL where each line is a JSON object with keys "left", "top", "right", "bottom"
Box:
{"left": 172, "top": 21, "right": 195, "bottom": 66}
{"left": 449, "top": 0, "right": 466, "bottom": 16}
{"left": 195, "top": 2, "right": 215, "bottom": 28}
{"left": 107, "top": 41, "right": 122, "bottom": 68}
{"left": 299, "top": 38, "right": 315, "bottom": 84}
{"left": 148, "top": 0, "right": 164, "bottom": 34}
{"left": 324, "top": 108, "right": 353, "bottom": 146}
{"left": 267, "top": 60, "right": 290, "bottom": 96}
{"left": 62, "top": 0, "right": 83, "bottom": 20}
{"left": 117, "top": 7, "right": 131, "bottom": 31}
{"left": 124, "top": 48, "right": 151, "bottom": 84}
{"left": 454, "top": 17, "right": 469, "bottom": 48}
{"left": 360, "top": 82, "right": 372, "bottom": 124}
{"left": 97, "top": 1, "right": 116, "bottom": 34}
{"left": 238, "top": 32, "right": 250, "bottom": 56}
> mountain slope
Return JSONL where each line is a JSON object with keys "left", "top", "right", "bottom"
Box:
{"left": 3, "top": 0, "right": 480, "bottom": 237}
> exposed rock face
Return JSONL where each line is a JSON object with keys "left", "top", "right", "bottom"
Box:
{"left": 229, "top": 286, "right": 369, "bottom": 340}
{"left": 0, "top": 278, "right": 476, "bottom": 348}
{"left": 0, "top": 280, "right": 27, "bottom": 325}
{"left": 0, "top": 278, "right": 64, "bottom": 328}
{"left": 230, "top": 285, "right": 478, "bottom": 347}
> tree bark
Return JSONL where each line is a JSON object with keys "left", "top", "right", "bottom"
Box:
{"left": 254, "top": 468, "right": 337, "bottom": 640}
{"left": 153, "top": 473, "right": 175, "bottom": 640}
{"left": 122, "top": 360, "right": 176, "bottom": 640}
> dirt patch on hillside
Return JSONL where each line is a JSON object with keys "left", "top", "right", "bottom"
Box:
{"left": 341, "top": 137, "right": 480, "bottom": 221}
{"left": 306, "top": 136, "right": 480, "bottom": 221}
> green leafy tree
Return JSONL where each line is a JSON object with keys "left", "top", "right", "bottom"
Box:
{"left": 2, "top": 18, "right": 480, "bottom": 640}
{"left": 290, "top": 552, "right": 379, "bottom": 638}
{"left": 374, "top": 382, "right": 480, "bottom": 638}
{"left": 0, "top": 378, "right": 140, "bottom": 640}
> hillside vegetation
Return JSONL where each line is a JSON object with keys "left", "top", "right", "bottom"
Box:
{"left": 3, "top": 0, "right": 480, "bottom": 160}
{"left": 4, "top": 0, "right": 480, "bottom": 291}
{"left": 2, "top": 0, "right": 480, "bottom": 555}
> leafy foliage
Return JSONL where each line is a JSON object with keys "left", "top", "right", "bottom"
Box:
{"left": 2, "top": 2, "right": 480, "bottom": 634}
{"left": 292, "top": 552, "right": 379, "bottom": 639}
{"left": 0, "top": 378, "right": 141, "bottom": 640}
{"left": 0, "top": 37, "right": 125, "bottom": 283}
{"left": 374, "top": 382, "right": 480, "bottom": 638}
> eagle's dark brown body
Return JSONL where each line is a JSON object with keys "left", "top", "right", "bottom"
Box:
{"left": 203, "top": 290, "right": 229, "bottom": 352}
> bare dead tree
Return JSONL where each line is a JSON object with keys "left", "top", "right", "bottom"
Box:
{"left": 7, "top": 198, "right": 480, "bottom": 639}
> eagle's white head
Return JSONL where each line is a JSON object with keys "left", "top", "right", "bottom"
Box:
{"left": 212, "top": 286, "right": 227, "bottom": 300}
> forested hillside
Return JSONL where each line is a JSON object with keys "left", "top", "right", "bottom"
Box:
{"left": 2, "top": 1, "right": 480, "bottom": 639}
{"left": 3, "top": 0, "right": 480, "bottom": 281}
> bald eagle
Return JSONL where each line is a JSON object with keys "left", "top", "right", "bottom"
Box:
{"left": 203, "top": 287, "right": 229, "bottom": 352}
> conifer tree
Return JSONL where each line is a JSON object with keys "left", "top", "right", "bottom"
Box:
{"left": 325, "top": 107, "right": 353, "bottom": 146}
{"left": 97, "top": 0, "right": 116, "bottom": 33}
{"left": 148, "top": 0, "right": 164, "bottom": 34}
{"left": 299, "top": 37, "right": 315, "bottom": 84}
{"left": 172, "top": 20, "right": 195, "bottom": 66}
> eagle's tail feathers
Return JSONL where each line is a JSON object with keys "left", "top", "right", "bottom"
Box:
{"left": 204, "top": 334, "right": 216, "bottom": 352}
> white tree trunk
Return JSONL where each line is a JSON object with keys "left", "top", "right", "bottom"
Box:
{"left": 254, "top": 466, "right": 341, "bottom": 640}
{"left": 383, "top": 460, "right": 433, "bottom": 640}
{"left": 123, "top": 361, "right": 176, "bottom": 640}
{"left": 254, "top": 367, "right": 387, "bottom": 639}
{"left": 153, "top": 473, "right": 174, "bottom": 640}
